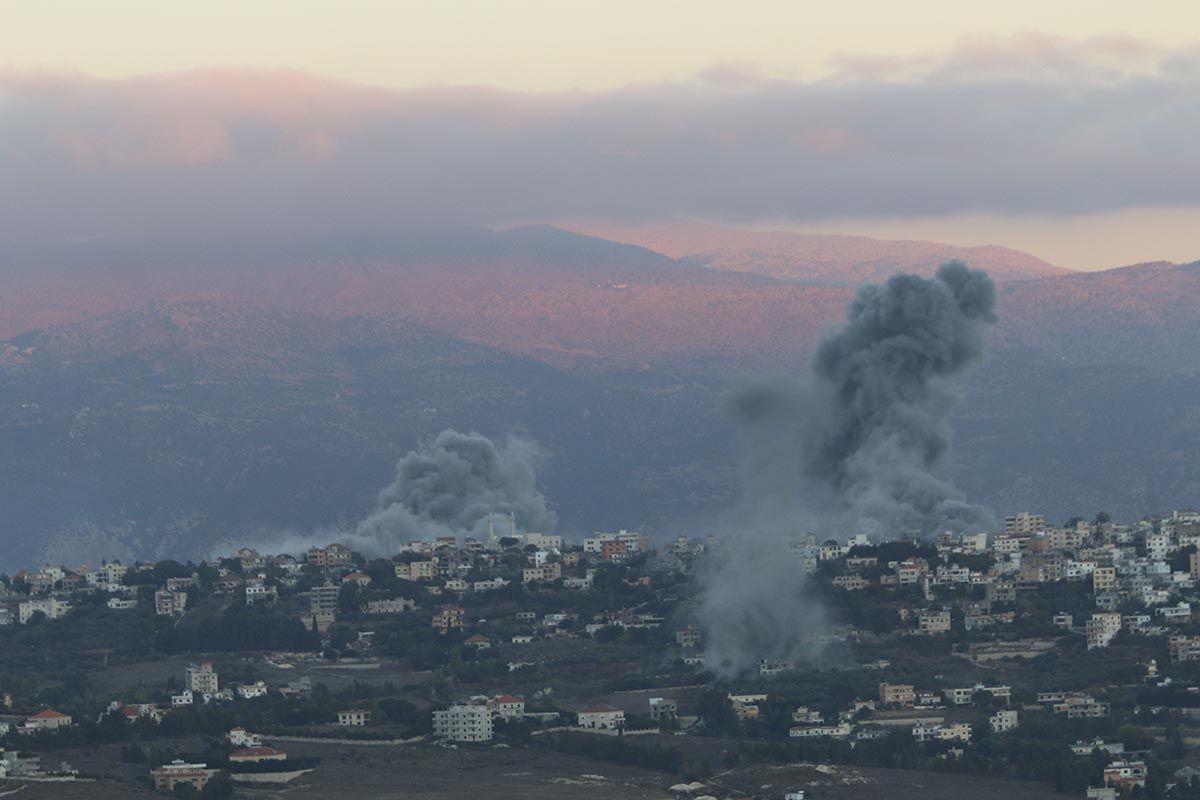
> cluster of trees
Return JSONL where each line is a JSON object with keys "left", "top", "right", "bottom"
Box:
{"left": 538, "top": 731, "right": 690, "bottom": 776}
{"left": 156, "top": 605, "right": 320, "bottom": 653}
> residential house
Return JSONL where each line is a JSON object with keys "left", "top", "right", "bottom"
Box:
{"left": 22, "top": 709, "right": 72, "bottom": 732}
{"left": 230, "top": 746, "right": 287, "bottom": 763}
{"left": 336, "top": 709, "right": 371, "bottom": 727}
{"left": 577, "top": 704, "right": 625, "bottom": 731}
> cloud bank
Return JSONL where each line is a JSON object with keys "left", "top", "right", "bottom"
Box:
{"left": 3, "top": 35, "right": 1199, "bottom": 240}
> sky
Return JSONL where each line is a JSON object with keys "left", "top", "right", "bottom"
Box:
{"left": 3, "top": 1, "right": 1200, "bottom": 269}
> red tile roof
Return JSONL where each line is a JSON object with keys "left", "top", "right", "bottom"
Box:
{"left": 231, "top": 746, "right": 283, "bottom": 759}
{"left": 30, "top": 709, "right": 69, "bottom": 719}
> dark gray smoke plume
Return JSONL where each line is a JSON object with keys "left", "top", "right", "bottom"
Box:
{"left": 349, "top": 429, "right": 556, "bottom": 555}
{"left": 701, "top": 262, "right": 996, "bottom": 676}
{"left": 734, "top": 261, "right": 997, "bottom": 536}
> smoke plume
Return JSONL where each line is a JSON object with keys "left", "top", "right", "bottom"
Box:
{"left": 348, "top": 429, "right": 557, "bottom": 556}
{"left": 226, "top": 429, "right": 556, "bottom": 559}
{"left": 700, "top": 262, "right": 996, "bottom": 676}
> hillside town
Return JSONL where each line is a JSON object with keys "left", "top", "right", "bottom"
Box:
{"left": 7, "top": 511, "right": 1200, "bottom": 797}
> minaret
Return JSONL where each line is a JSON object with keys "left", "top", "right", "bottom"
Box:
{"left": 510, "top": 512, "right": 518, "bottom": 540}
{"left": 488, "top": 512, "right": 496, "bottom": 548}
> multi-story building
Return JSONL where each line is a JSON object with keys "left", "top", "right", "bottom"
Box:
{"left": 522, "top": 563, "right": 562, "bottom": 584}
{"left": 309, "top": 582, "right": 340, "bottom": 619}
{"left": 186, "top": 663, "right": 219, "bottom": 694}
{"left": 155, "top": 589, "right": 188, "bottom": 618}
{"left": 896, "top": 558, "right": 928, "bottom": 586}
{"left": 583, "top": 531, "right": 648, "bottom": 559}
{"left": 1086, "top": 612, "right": 1123, "bottom": 649}
{"left": 879, "top": 683, "right": 915, "bottom": 707}
{"left": 917, "top": 610, "right": 951, "bottom": 635}
{"left": 432, "top": 605, "right": 465, "bottom": 633}
{"left": 1169, "top": 636, "right": 1200, "bottom": 662}
{"left": 433, "top": 703, "right": 493, "bottom": 742}
{"left": 1005, "top": 512, "right": 1046, "bottom": 535}
{"left": 395, "top": 560, "right": 437, "bottom": 581}
{"left": 1092, "top": 567, "right": 1117, "bottom": 594}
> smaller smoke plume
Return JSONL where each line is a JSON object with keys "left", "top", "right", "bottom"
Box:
{"left": 700, "top": 262, "right": 997, "bottom": 676}
{"left": 226, "top": 429, "right": 555, "bottom": 559}
{"left": 348, "top": 429, "right": 556, "bottom": 556}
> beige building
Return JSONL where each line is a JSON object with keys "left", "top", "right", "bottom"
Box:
{"left": 879, "top": 683, "right": 915, "bottom": 707}
{"left": 186, "top": 663, "right": 219, "bottom": 694}
{"left": 1092, "top": 567, "right": 1117, "bottom": 593}
{"left": 151, "top": 761, "right": 217, "bottom": 792}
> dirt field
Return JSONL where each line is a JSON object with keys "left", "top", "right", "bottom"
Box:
{"left": 717, "top": 762, "right": 1069, "bottom": 800}
{"left": 8, "top": 738, "right": 1073, "bottom": 800}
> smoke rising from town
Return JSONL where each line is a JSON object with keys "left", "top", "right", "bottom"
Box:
{"left": 228, "top": 429, "right": 555, "bottom": 559}
{"left": 701, "top": 262, "right": 997, "bottom": 676}
{"left": 348, "top": 429, "right": 557, "bottom": 556}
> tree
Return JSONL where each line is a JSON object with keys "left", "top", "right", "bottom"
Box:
{"left": 202, "top": 772, "right": 234, "bottom": 799}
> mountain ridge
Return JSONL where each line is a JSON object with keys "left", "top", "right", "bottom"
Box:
{"left": 554, "top": 219, "right": 1072, "bottom": 284}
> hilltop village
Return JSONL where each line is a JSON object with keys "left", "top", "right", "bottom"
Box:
{"left": 7, "top": 513, "right": 1200, "bottom": 798}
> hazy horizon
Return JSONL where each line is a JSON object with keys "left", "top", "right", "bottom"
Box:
{"left": 4, "top": 5, "right": 1200, "bottom": 269}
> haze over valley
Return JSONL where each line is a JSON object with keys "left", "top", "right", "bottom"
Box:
{"left": 2, "top": 223, "right": 1197, "bottom": 569}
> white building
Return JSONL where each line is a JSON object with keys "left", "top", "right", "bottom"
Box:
{"left": 336, "top": 709, "right": 371, "bottom": 727}
{"left": 227, "top": 728, "right": 262, "bottom": 747}
{"left": 236, "top": 682, "right": 269, "bottom": 700}
{"left": 577, "top": 704, "right": 625, "bottom": 730}
{"left": 363, "top": 598, "right": 417, "bottom": 615}
{"left": 583, "top": 530, "right": 648, "bottom": 560}
{"left": 789, "top": 722, "right": 851, "bottom": 738}
{"left": 18, "top": 596, "right": 70, "bottom": 624}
